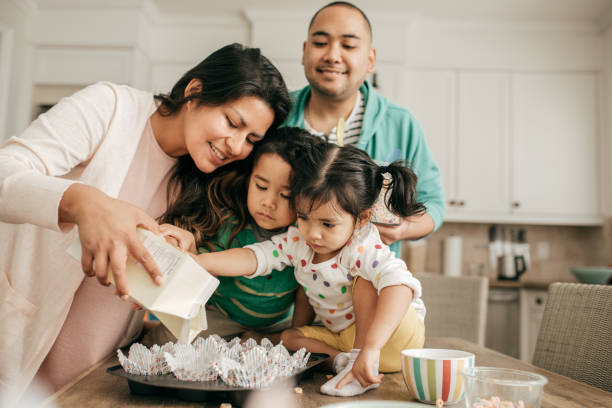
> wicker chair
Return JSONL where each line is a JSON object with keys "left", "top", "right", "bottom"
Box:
{"left": 532, "top": 282, "right": 612, "bottom": 392}
{"left": 415, "top": 272, "right": 488, "bottom": 345}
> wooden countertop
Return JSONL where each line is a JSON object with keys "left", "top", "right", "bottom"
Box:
{"left": 488, "top": 280, "right": 567, "bottom": 290}
{"left": 46, "top": 337, "right": 611, "bottom": 408}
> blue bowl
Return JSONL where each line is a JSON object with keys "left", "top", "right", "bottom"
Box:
{"left": 571, "top": 266, "right": 612, "bottom": 284}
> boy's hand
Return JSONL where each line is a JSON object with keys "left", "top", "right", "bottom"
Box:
{"left": 159, "top": 223, "right": 196, "bottom": 253}
{"left": 337, "top": 347, "right": 384, "bottom": 389}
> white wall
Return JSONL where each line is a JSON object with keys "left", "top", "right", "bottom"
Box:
{"left": 0, "top": 0, "right": 35, "bottom": 139}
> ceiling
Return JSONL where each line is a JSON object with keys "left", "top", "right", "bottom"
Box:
{"left": 152, "top": 0, "right": 612, "bottom": 29}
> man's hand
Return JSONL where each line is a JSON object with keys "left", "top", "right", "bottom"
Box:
{"left": 374, "top": 212, "right": 435, "bottom": 244}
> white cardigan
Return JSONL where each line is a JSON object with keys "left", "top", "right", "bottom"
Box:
{"left": 0, "top": 82, "right": 157, "bottom": 400}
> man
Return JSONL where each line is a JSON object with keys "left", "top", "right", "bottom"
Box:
{"left": 283, "top": 1, "right": 444, "bottom": 398}
{"left": 284, "top": 1, "right": 445, "bottom": 258}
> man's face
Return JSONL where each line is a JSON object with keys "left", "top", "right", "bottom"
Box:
{"left": 302, "top": 5, "right": 376, "bottom": 101}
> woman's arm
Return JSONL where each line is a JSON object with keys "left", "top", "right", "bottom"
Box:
{"left": 0, "top": 83, "right": 163, "bottom": 299}
{"left": 195, "top": 248, "right": 258, "bottom": 277}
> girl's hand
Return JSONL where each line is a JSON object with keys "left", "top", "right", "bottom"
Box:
{"left": 60, "top": 184, "right": 163, "bottom": 299}
{"left": 336, "top": 347, "right": 384, "bottom": 389}
{"left": 159, "top": 223, "right": 196, "bottom": 253}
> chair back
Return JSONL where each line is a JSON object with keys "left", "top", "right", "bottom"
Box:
{"left": 532, "top": 282, "right": 612, "bottom": 392}
{"left": 416, "top": 272, "right": 488, "bottom": 345}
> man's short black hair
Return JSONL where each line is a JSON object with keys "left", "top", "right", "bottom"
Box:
{"left": 308, "top": 1, "right": 372, "bottom": 38}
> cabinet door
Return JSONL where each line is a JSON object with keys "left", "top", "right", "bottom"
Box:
{"left": 512, "top": 73, "right": 599, "bottom": 219}
{"left": 456, "top": 72, "right": 509, "bottom": 216}
{"left": 396, "top": 70, "right": 455, "bottom": 210}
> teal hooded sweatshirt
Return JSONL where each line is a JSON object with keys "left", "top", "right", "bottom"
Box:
{"left": 284, "top": 81, "right": 445, "bottom": 256}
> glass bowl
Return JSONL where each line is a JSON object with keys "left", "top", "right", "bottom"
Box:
{"left": 461, "top": 367, "right": 547, "bottom": 408}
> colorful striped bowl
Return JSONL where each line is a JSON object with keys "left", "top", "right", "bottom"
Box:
{"left": 401, "top": 348, "right": 475, "bottom": 405}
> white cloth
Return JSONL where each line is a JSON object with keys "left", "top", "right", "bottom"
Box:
{"left": 246, "top": 224, "right": 425, "bottom": 333}
{"left": 0, "top": 82, "right": 157, "bottom": 401}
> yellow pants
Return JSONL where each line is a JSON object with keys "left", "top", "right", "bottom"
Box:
{"left": 296, "top": 306, "right": 425, "bottom": 372}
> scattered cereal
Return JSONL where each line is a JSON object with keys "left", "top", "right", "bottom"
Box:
{"left": 474, "top": 396, "right": 528, "bottom": 408}
{"left": 436, "top": 398, "right": 444, "bottom": 407}
{"left": 294, "top": 387, "right": 303, "bottom": 394}
{"left": 220, "top": 404, "right": 232, "bottom": 408}
{"left": 326, "top": 374, "right": 333, "bottom": 379}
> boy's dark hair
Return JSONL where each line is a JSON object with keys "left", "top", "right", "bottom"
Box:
{"left": 159, "top": 43, "right": 292, "bottom": 243}
{"left": 164, "top": 127, "right": 324, "bottom": 248}
{"left": 309, "top": 2, "right": 372, "bottom": 39}
{"left": 293, "top": 143, "right": 426, "bottom": 220}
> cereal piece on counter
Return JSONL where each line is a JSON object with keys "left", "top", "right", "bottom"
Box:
{"left": 326, "top": 374, "right": 333, "bottom": 379}
{"left": 220, "top": 404, "right": 232, "bottom": 408}
{"left": 293, "top": 386, "right": 303, "bottom": 394}
{"left": 501, "top": 401, "right": 514, "bottom": 408}
{"left": 517, "top": 401, "right": 525, "bottom": 408}
{"left": 436, "top": 398, "right": 444, "bottom": 407}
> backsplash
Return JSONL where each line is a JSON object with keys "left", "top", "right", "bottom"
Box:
{"left": 403, "top": 218, "right": 612, "bottom": 283}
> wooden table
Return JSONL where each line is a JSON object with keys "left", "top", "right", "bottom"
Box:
{"left": 47, "top": 337, "right": 612, "bottom": 408}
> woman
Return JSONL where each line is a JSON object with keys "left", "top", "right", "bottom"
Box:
{"left": 0, "top": 43, "right": 290, "bottom": 402}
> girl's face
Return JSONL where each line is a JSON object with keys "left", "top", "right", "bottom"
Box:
{"left": 183, "top": 95, "right": 274, "bottom": 173}
{"left": 247, "top": 153, "right": 296, "bottom": 230}
{"left": 297, "top": 198, "right": 357, "bottom": 263}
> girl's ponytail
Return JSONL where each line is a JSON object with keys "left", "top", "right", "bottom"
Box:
{"left": 377, "top": 162, "right": 427, "bottom": 218}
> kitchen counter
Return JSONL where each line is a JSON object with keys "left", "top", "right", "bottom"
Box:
{"left": 46, "top": 337, "right": 612, "bottom": 408}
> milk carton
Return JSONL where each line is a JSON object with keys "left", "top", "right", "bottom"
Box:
{"left": 67, "top": 229, "right": 219, "bottom": 344}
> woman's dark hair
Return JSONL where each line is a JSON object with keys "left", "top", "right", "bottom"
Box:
{"left": 163, "top": 127, "right": 323, "bottom": 248}
{"left": 293, "top": 144, "right": 426, "bottom": 220}
{"left": 158, "top": 43, "right": 292, "bottom": 241}
{"left": 154, "top": 43, "right": 290, "bottom": 130}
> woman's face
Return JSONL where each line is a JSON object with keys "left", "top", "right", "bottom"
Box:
{"left": 183, "top": 96, "right": 275, "bottom": 173}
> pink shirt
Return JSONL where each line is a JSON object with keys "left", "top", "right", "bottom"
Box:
{"left": 34, "top": 120, "right": 176, "bottom": 391}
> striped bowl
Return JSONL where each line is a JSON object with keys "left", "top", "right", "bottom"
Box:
{"left": 401, "top": 348, "right": 475, "bottom": 405}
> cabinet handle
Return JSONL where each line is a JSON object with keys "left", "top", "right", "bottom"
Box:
{"left": 536, "top": 297, "right": 543, "bottom": 305}
{"left": 449, "top": 200, "right": 456, "bottom": 206}
{"left": 512, "top": 201, "right": 521, "bottom": 208}
{"left": 458, "top": 200, "right": 465, "bottom": 207}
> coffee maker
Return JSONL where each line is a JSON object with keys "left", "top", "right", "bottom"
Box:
{"left": 489, "top": 226, "right": 530, "bottom": 281}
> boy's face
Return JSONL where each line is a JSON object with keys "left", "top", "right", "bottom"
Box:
{"left": 247, "top": 153, "right": 296, "bottom": 230}
{"left": 296, "top": 198, "right": 356, "bottom": 263}
{"left": 302, "top": 5, "right": 376, "bottom": 101}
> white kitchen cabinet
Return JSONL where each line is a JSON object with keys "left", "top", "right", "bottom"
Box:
{"left": 512, "top": 73, "right": 600, "bottom": 222}
{"left": 454, "top": 72, "right": 510, "bottom": 217}
{"left": 394, "top": 69, "right": 455, "bottom": 208}
{"left": 519, "top": 288, "right": 548, "bottom": 362}
{"left": 396, "top": 68, "right": 601, "bottom": 225}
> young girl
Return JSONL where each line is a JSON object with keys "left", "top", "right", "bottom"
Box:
{"left": 195, "top": 143, "right": 427, "bottom": 397}
{"left": 149, "top": 127, "right": 325, "bottom": 344}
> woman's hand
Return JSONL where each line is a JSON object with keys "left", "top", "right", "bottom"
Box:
{"left": 160, "top": 223, "right": 197, "bottom": 253}
{"left": 59, "top": 184, "right": 164, "bottom": 299}
{"left": 337, "top": 347, "right": 384, "bottom": 389}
